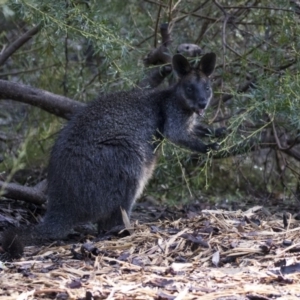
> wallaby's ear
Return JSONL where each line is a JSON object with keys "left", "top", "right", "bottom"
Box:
{"left": 198, "top": 52, "right": 216, "bottom": 77}
{"left": 172, "top": 54, "right": 191, "bottom": 78}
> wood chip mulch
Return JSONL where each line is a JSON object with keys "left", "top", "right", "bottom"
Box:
{"left": 1, "top": 205, "right": 300, "bottom": 300}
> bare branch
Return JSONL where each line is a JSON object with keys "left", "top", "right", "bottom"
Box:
{"left": 213, "top": 132, "right": 300, "bottom": 161}
{"left": 0, "top": 79, "right": 83, "bottom": 120}
{"left": 133, "top": 34, "right": 155, "bottom": 49}
{"left": 211, "top": 79, "right": 255, "bottom": 107}
{"left": 285, "top": 148, "right": 300, "bottom": 161}
{"left": 160, "top": 23, "right": 172, "bottom": 47}
{"left": 0, "top": 180, "right": 47, "bottom": 205}
{"left": 143, "top": 23, "right": 172, "bottom": 67}
{"left": 154, "top": 4, "right": 162, "bottom": 48}
{"left": 0, "top": 63, "right": 60, "bottom": 78}
{"left": 139, "top": 23, "right": 173, "bottom": 89}
{"left": 272, "top": 122, "right": 289, "bottom": 150}
{"left": 0, "top": 24, "right": 41, "bottom": 67}
{"left": 144, "top": 0, "right": 218, "bottom": 22}
{"left": 222, "top": 5, "right": 294, "bottom": 13}
{"left": 138, "top": 65, "right": 172, "bottom": 89}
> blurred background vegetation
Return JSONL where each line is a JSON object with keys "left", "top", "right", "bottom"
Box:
{"left": 1, "top": 0, "right": 300, "bottom": 206}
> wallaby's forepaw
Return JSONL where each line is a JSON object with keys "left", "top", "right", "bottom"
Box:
{"left": 205, "top": 142, "right": 220, "bottom": 152}
{"left": 215, "top": 127, "right": 227, "bottom": 138}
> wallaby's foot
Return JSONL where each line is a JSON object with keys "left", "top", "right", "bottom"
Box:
{"left": 106, "top": 224, "right": 126, "bottom": 235}
{"left": 205, "top": 142, "right": 220, "bottom": 152}
{"left": 215, "top": 127, "right": 227, "bottom": 138}
{"left": 97, "top": 217, "right": 124, "bottom": 233}
{"left": 96, "top": 224, "right": 127, "bottom": 242}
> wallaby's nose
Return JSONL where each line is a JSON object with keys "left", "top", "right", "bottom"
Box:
{"left": 198, "top": 100, "right": 207, "bottom": 110}
{"left": 196, "top": 102, "right": 207, "bottom": 116}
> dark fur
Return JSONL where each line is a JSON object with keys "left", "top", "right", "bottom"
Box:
{"left": 1, "top": 53, "right": 220, "bottom": 259}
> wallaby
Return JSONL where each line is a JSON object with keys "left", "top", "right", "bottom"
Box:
{"left": 1, "top": 52, "right": 222, "bottom": 259}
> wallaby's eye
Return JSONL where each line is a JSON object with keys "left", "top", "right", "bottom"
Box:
{"left": 206, "top": 85, "right": 210, "bottom": 91}
{"left": 186, "top": 86, "right": 193, "bottom": 94}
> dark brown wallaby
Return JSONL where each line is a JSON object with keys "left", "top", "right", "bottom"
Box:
{"left": 1, "top": 52, "right": 221, "bottom": 259}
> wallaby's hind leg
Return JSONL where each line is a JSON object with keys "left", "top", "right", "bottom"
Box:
{"left": 97, "top": 186, "right": 136, "bottom": 232}
{"left": 33, "top": 212, "right": 75, "bottom": 241}
{"left": 97, "top": 207, "right": 125, "bottom": 232}
{"left": 97, "top": 158, "right": 156, "bottom": 233}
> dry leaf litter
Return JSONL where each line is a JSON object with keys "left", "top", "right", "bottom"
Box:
{"left": 1, "top": 205, "right": 300, "bottom": 299}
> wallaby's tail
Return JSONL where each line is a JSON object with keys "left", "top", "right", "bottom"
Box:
{"left": 1, "top": 227, "right": 25, "bottom": 259}
{"left": 1, "top": 217, "right": 73, "bottom": 259}
{"left": 1, "top": 226, "right": 55, "bottom": 259}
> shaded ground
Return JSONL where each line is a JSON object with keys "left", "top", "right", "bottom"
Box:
{"left": 1, "top": 196, "right": 300, "bottom": 300}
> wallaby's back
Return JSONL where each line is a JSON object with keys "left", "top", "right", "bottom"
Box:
{"left": 1, "top": 52, "right": 218, "bottom": 259}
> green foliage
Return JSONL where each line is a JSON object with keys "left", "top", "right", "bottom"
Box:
{"left": 1, "top": 0, "right": 300, "bottom": 202}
